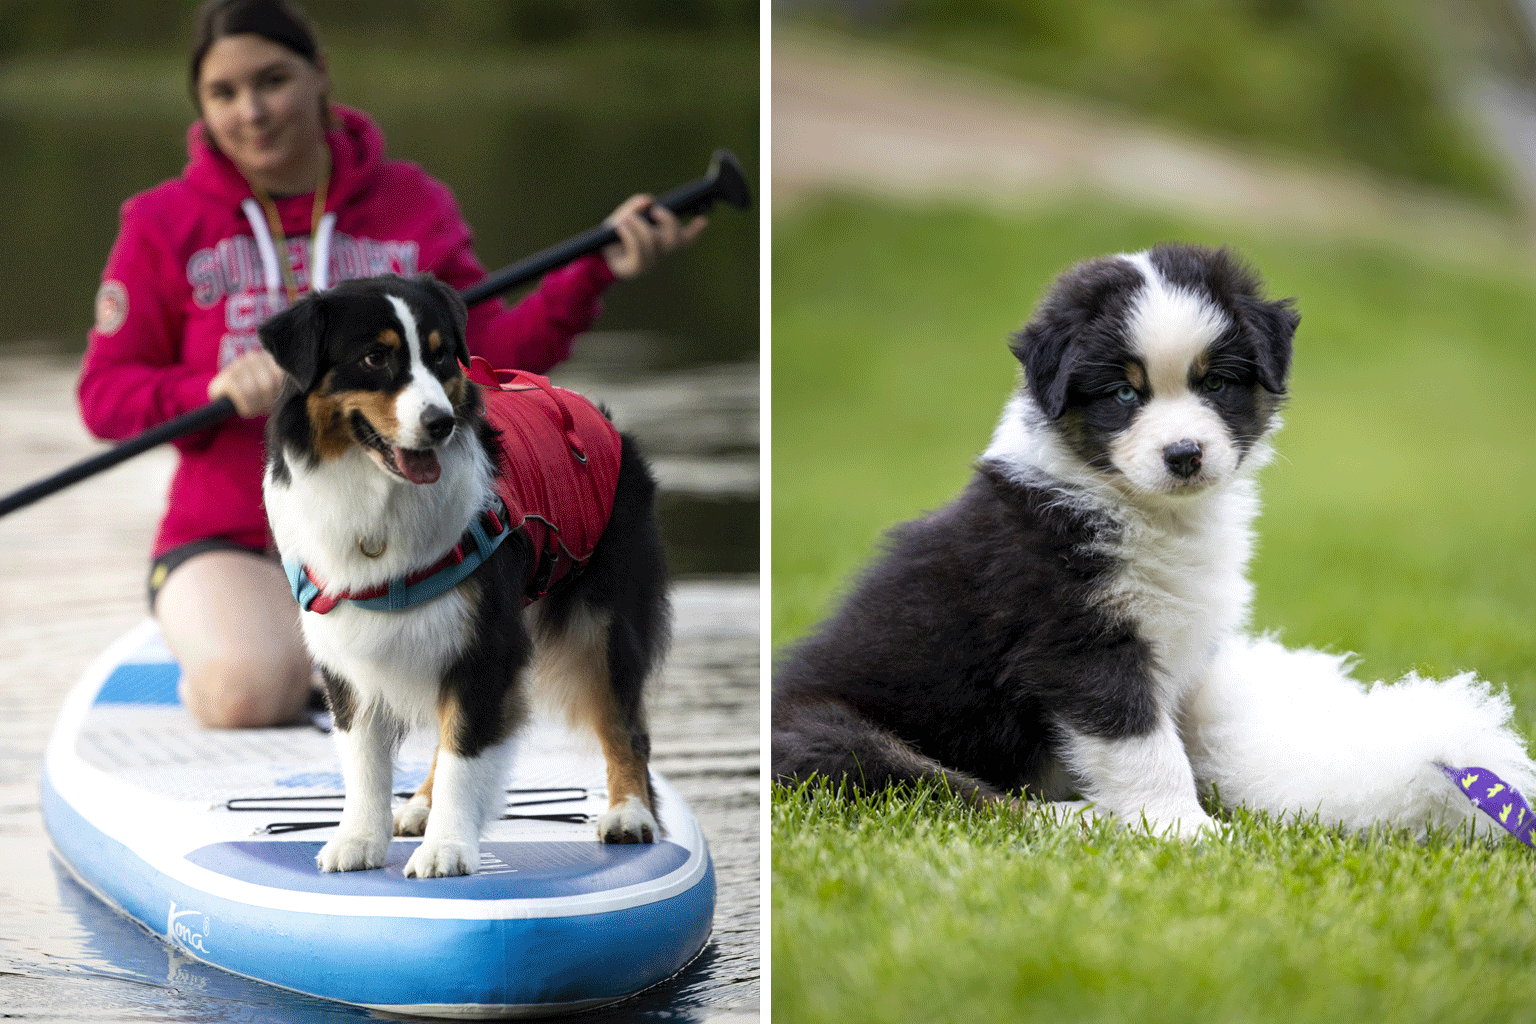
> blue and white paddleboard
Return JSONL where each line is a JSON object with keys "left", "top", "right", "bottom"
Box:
{"left": 41, "top": 620, "right": 715, "bottom": 1019}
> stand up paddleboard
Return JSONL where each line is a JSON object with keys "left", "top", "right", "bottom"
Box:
{"left": 41, "top": 620, "right": 715, "bottom": 1018}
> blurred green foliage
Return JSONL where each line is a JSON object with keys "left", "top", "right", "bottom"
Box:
{"left": 788, "top": 0, "right": 1512, "bottom": 205}
{"left": 0, "top": 7, "right": 758, "bottom": 355}
{"left": 0, "top": 0, "right": 757, "bottom": 54}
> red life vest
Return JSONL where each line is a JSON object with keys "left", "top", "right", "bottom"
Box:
{"left": 468, "top": 357, "right": 622, "bottom": 603}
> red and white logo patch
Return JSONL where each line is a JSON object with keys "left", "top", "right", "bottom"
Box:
{"left": 94, "top": 280, "right": 128, "bottom": 336}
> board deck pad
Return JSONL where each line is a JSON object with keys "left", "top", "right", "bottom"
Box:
{"left": 42, "top": 621, "right": 715, "bottom": 1018}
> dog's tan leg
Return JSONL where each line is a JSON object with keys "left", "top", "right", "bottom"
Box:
{"left": 534, "top": 605, "right": 658, "bottom": 843}
{"left": 591, "top": 699, "right": 658, "bottom": 844}
{"left": 393, "top": 750, "right": 435, "bottom": 837}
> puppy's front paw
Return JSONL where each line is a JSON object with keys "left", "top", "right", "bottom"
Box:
{"left": 403, "top": 839, "right": 478, "bottom": 877}
{"left": 316, "top": 833, "right": 389, "bottom": 873}
{"left": 597, "top": 794, "right": 658, "bottom": 844}
{"left": 392, "top": 802, "right": 430, "bottom": 837}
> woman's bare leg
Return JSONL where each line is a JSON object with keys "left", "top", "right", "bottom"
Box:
{"left": 156, "top": 550, "right": 313, "bottom": 728}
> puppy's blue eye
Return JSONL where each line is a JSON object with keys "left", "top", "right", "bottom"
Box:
{"left": 1202, "top": 375, "right": 1228, "bottom": 393}
{"left": 1114, "top": 385, "right": 1139, "bottom": 405}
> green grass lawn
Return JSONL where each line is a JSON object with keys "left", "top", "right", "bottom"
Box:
{"left": 771, "top": 197, "right": 1536, "bottom": 1022}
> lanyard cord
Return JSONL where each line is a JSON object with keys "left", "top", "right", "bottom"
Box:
{"left": 243, "top": 146, "right": 331, "bottom": 304}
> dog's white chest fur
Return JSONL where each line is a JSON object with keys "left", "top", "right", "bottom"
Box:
{"left": 263, "top": 430, "right": 494, "bottom": 724}
{"left": 1098, "top": 483, "right": 1259, "bottom": 704}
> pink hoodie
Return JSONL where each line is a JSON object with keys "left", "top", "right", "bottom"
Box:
{"left": 78, "top": 106, "right": 615, "bottom": 558}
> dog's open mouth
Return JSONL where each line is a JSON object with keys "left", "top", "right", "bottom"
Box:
{"left": 391, "top": 446, "right": 441, "bottom": 484}
{"left": 350, "top": 411, "right": 441, "bottom": 485}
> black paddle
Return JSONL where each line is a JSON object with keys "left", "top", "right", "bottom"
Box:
{"left": 0, "top": 149, "right": 751, "bottom": 520}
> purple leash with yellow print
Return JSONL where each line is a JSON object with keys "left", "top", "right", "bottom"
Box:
{"left": 1438, "top": 764, "right": 1536, "bottom": 845}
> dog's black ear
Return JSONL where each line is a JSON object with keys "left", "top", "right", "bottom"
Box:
{"left": 413, "top": 273, "right": 470, "bottom": 366}
{"left": 1237, "top": 294, "right": 1298, "bottom": 395}
{"left": 1011, "top": 256, "right": 1142, "bottom": 420}
{"left": 259, "top": 293, "right": 329, "bottom": 393}
{"left": 1010, "top": 318, "right": 1076, "bottom": 420}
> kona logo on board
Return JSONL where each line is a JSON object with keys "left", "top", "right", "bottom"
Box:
{"left": 167, "top": 901, "right": 210, "bottom": 954}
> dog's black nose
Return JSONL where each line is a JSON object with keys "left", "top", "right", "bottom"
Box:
{"left": 421, "top": 407, "right": 455, "bottom": 444}
{"left": 1163, "top": 439, "right": 1203, "bottom": 479}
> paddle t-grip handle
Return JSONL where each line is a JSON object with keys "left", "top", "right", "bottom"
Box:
{"left": 459, "top": 149, "right": 751, "bottom": 306}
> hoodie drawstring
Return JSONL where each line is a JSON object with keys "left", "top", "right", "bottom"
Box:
{"left": 238, "top": 147, "right": 334, "bottom": 304}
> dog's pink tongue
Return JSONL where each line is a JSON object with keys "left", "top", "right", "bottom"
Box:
{"left": 392, "top": 446, "right": 441, "bottom": 484}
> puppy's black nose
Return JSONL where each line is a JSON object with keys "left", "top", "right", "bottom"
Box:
{"left": 421, "top": 407, "right": 455, "bottom": 444}
{"left": 1163, "top": 439, "right": 1203, "bottom": 479}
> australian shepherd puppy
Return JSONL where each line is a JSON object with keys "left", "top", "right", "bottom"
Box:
{"left": 259, "top": 274, "right": 668, "bottom": 878}
{"left": 773, "top": 243, "right": 1536, "bottom": 840}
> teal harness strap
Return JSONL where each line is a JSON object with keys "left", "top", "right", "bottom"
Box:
{"left": 350, "top": 512, "right": 513, "bottom": 612}
{"left": 285, "top": 499, "right": 518, "bottom": 614}
{"left": 286, "top": 556, "right": 326, "bottom": 613}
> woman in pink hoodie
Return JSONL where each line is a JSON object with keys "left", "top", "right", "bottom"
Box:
{"left": 78, "top": 0, "right": 704, "bottom": 728}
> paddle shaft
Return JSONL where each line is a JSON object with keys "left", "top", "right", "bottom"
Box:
{"left": 0, "top": 398, "right": 237, "bottom": 518}
{"left": 461, "top": 149, "right": 748, "bottom": 305}
{"left": 0, "top": 150, "right": 751, "bottom": 520}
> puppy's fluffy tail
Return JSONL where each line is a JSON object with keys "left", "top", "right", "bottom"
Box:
{"left": 1186, "top": 635, "right": 1536, "bottom": 840}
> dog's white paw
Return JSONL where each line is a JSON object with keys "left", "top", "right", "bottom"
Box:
{"left": 316, "top": 833, "right": 389, "bottom": 873}
{"left": 597, "top": 795, "right": 658, "bottom": 844}
{"left": 403, "top": 839, "right": 478, "bottom": 878}
{"left": 392, "top": 802, "right": 430, "bottom": 837}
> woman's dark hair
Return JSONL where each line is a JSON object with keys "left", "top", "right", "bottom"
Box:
{"left": 189, "top": 0, "right": 323, "bottom": 102}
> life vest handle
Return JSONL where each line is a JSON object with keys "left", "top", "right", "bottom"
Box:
{"left": 467, "top": 357, "right": 586, "bottom": 462}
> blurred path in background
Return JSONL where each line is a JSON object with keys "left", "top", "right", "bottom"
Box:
{"left": 773, "top": 29, "right": 1532, "bottom": 264}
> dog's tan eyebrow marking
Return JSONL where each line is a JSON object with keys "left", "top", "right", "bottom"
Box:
{"left": 1125, "top": 362, "right": 1147, "bottom": 392}
{"left": 445, "top": 369, "right": 469, "bottom": 408}
{"left": 427, "top": 329, "right": 442, "bottom": 353}
{"left": 376, "top": 329, "right": 403, "bottom": 348}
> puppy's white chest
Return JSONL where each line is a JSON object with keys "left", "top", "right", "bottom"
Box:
{"left": 1104, "top": 496, "right": 1255, "bottom": 693}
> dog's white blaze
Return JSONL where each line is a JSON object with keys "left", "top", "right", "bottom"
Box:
{"left": 1094, "top": 252, "right": 1241, "bottom": 494}
{"left": 385, "top": 292, "right": 453, "bottom": 450}
{"left": 1120, "top": 251, "right": 1230, "bottom": 390}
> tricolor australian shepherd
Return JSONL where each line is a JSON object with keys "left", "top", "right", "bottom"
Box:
{"left": 773, "top": 243, "right": 1536, "bottom": 839}
{"left": 260, "top": 274, "right": 668, "bottom": 878}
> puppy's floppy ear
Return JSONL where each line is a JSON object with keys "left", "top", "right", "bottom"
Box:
{"left": 259, "top": 293, "right": 329, "bottom": 393}
{"left": 1237, "top": 294, "right": 1298, "bottom": 394}
{"left": 1011, "top": 255, "right": 1143, "bottom": 420}
{"left": 1010, "top": 318, "right": 1077, "bottom": 421}
{"left": 413, "top": 273, "right": 470, "bottom": 366}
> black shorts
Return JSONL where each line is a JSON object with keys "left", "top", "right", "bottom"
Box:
{"left": 147, "top": 538, "right": 273, "bottom": 612}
